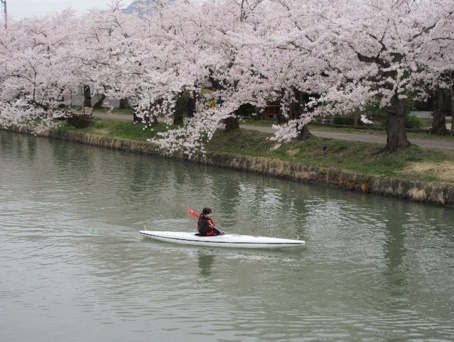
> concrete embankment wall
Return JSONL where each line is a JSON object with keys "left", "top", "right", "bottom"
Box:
{"left": 4, "top": 127, "right": 454, "bottom": 206}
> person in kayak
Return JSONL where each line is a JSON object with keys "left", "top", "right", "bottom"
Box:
{"left": 198, "top": 208, "right": 224, "bottom": 236}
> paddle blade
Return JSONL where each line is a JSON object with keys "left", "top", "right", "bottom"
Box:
{"left": 186, "top": 208, "right": 199, "bottom": 219}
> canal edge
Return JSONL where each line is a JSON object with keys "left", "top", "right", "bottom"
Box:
{"left": 3, "top": 126, "right": 454, "bottom": 207}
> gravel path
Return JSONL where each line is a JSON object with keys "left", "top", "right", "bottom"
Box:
{"left": 242, "top": 125, "right": 454, "bottom": 151}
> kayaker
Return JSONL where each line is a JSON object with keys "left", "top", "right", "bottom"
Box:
{"left": 198, "top": 208, "right": 224, "bottom": 236}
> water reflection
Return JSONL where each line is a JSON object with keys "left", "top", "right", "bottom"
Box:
{"left": 214, "top": 173, "right": 242, "bottom": 227}
{"left": 383, "top": 200, "right": 408, "bottom": 292}
{"left": 198, "top": 252, "right": 215, "bottom": 277}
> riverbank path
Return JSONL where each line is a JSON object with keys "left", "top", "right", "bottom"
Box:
{"left": 92, "top": 112, "right": 454, "bottom": 151}
{"left": 241, "top": 125, "right": 454, "bottom": 151}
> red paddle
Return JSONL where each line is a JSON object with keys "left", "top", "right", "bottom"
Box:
{"left": 186, "top": 207, "right": 199, "bottom": 219}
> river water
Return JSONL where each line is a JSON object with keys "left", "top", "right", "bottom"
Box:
{"left": 0, "top": 130, "right": 453, "bottom": 342}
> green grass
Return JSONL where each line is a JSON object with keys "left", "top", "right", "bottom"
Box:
{"left": 207, "top": 129, "right": 452, "bottom": 182}
{"left": 240, "top": 117, "right": 277, "bottom": 126}
{"left": 66, "top": 107, "right": 133, "bottom": 115}
{"left": 93, "top": 108, "right": 133, "bottom": 115}
{"left": 57, "top": 117, "right": 454, "bottom": 184}
{"left": 58, "top": 118, "right": 170, "bottom": 141}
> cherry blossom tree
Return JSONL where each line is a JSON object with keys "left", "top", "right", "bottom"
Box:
{"left": 0, "top": 11, "right": 83, "bottom": 130}
{"left": 143, "top": 0, "right": 256, "bottom": 155}
{"left": 151, "top": 0, "right": 454, "bottom": 153}
{"left": 146, "top": 0, "right": 325, "bottom": 154}
{"left": 1, "top": 0, "right": 6, "bottom": 30}
{"left": 1, "top": 0, "right": 452, "bottom": 153}
{"left": 415, "top": 3, "right": 454, "bottom": 135}
{"left": 264, "top": 0, "right": 454, "bottom": 151}
{"left": 78, "top": 4, "right": 154, "bottom": 120}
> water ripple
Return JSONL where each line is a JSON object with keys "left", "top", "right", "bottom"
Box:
{"left": 1, "top": 130, "right": 454, "bottom": 342}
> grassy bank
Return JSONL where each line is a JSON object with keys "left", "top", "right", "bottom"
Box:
{"left": 57, "top": 118, "right": 454, "bottom": 185}
{"left": 208, "top": 130, "right": 453, "bottom": 184}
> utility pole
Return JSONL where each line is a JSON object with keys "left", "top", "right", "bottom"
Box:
{"left": 0, "top": 0, "right": 6, "bottom": 30}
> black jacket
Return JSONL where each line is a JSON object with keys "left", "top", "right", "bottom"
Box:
{"left": 198, "top": 214, "right": 216, "bottom": 236}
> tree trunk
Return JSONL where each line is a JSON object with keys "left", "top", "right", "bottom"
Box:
{"left": 83, "top": 85, "right": 92, "bottom": 108}
{"left": 93, "top": 94, "right": 106, "bottom": 109}
{"left": 296, "top": 124, "right": 311, "bottom": 140}
{"left": 224, "top": 116, "right": 239, "bottom": 132}
{"left": 276, "top": 113, "right": 288, "bottom": 124}
{"left": 431, "top": 87, "right": 448, "bottom": 135}
{"left": 119, "top": 98, "right": 130, "bottom": 109}
{"left": 290, "top": 89, "right": 304, "bottom": 120}
{"left": 255, "top": 106, "right": 265, "bottom": 120}
{"left": 276, "top": 102, "right": 288, "bottom": 124}
{"left": 450, "top": 76, "right": 454, "bottom": 135}
{"left": 353, "top": 108, "right": 360, "bottom": 128}
{"left": 451, "top": 95, "right": 454, "bottom": 135}
{"left": 291, "top": 88, "right": 311, "bottom": 140}
{"left": 385, "top": 96, "right": 410, "bottom": 152}
{"left": 132, "top": 106, "right": 141, "bottom": 123}
{"left": 132, "top": 106, "right": 156, "bottom": 127}
{"left": 173, "top": 93, "right": 185, "bottom": 125}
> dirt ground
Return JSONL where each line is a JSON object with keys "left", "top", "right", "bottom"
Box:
{"left": 404, "top": 161, "right": 454, "bottom": 183}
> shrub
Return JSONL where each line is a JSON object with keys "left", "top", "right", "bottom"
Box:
{"left": 333, "top": 116, "right": 355, "bottom": 125}
{"left": 67, "top": 115, "right": 93, "bottom": 129}
{"left": 405, "top": 114, "right": 424, "bottom": 129}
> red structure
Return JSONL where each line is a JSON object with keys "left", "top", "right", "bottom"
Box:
{"left": 265, "top": 104, "right": 280, "bottom": 119}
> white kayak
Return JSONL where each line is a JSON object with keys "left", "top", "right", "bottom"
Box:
{"left": 140, "top": 230, "right": 305, "bottom": 249}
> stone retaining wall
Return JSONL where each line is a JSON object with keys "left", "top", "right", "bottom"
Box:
{"left": 3, "top": 126, "right": 454, "bottom": 206}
